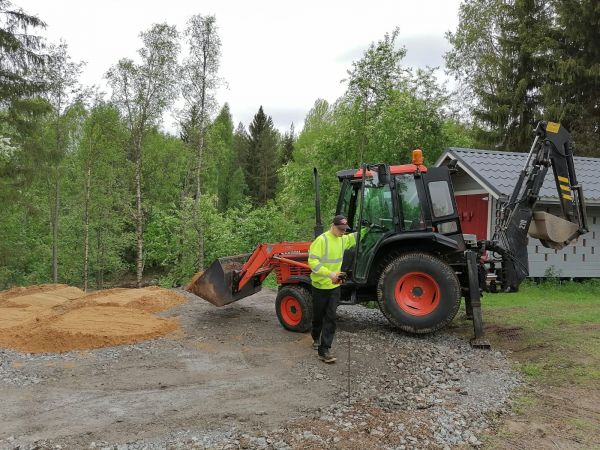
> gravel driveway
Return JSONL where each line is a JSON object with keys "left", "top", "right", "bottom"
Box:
{"left": 0, "top": 288, "right": 519, "bottom": 449}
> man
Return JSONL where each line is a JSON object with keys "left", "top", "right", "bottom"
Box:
{"left": 308, "top": 214, "right": 359, "bottom": 363}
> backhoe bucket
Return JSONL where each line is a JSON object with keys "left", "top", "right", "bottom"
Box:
{"left": 528, "top": 211, "right": 580, "bottom": 250}
{"left": 185, "top": 253, "right": 261, "bottom": 307}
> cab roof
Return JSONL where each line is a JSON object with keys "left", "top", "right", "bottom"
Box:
{"left": 336, "top": 164, "right": 428, "bottom": 181}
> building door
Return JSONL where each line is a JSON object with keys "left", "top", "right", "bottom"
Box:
{"left": 455, "top": 194, "right": 489, "bottom": 240}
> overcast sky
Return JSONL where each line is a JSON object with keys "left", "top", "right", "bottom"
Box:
{"left": 17, "top": 0, "right": 462, "bottom": 134}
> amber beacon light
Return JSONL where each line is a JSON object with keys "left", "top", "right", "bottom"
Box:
{"left": 412, "top": 148, "right": 424, "bottom": 165}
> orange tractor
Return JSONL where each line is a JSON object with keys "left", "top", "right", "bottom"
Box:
{"left": 187, "top": 122, "right": 587, "bottom": 347}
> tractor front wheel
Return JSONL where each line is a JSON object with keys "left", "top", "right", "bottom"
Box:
{"left": 377, "top": 252, "right": 460, "bottom": 334}
{"left": 275, "top": 285, "right": 313, "bottom": 332}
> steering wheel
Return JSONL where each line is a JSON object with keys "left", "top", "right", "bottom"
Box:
{"left": 360, "top": 219, "right": 385, "bottom": 231}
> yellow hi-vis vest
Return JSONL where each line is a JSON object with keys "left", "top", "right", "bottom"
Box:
{"left": 308, "top": 230, "right": 358, "bottom": 289}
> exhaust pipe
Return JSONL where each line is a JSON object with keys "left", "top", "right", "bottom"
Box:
{"left": 314, "top": 167, "right": 323, "bottom": 238}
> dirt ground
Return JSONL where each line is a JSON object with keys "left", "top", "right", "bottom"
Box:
{"left": 0, "top": 285, "right": 185, "bottom": 353}
{"left": 0, "top": 288, "right": 519, "bottom": 449}
{"left": 460, "top": 323, "right": 600, "bottom": 450}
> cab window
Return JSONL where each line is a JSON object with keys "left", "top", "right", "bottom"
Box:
{"left": 428, "top": 180, "right": 454, "bottom": 218}
{"left": 396, "top": 175, "right": 424, "bottom": 230}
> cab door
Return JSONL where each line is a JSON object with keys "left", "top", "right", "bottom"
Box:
{"left": 353, "top": 169, "right": 396, "bottom": 283}
{"left": 421, "top": 167, "right": 462, "bottom": 235}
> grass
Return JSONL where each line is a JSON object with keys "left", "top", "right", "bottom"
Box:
{"left": 454, "top": 280, "right": 600, "bottom": 385}
{"left": 510, "top": 393, "right": 538, "bottom": 415}
{"left": 452, "top": 280, "right": 600, "bottom": 448}
{"left": 262, "top": 273, "right": 279, "bottom": 289}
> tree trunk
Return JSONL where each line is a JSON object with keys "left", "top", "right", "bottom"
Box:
{"left": 51, "top": 177, "right": 60, "bottom": 283}
{"left": 96, "top": 228, "right": 103, "bottom": 290}
{"left": 83, "top": 159, "right": 91, "bottom": 292}
{"left": 135, "top": 136, "right": 144, "bottom": 288}
{"left": 193, "top": 131, "right": 205, "bottom": 271}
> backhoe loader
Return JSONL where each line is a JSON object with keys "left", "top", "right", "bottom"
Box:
{"left": 186, "top": 122, "right": 588, "bottom": 347}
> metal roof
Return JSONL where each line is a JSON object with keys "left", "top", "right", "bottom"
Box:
{"left": 435, "top": 148, "right": 600, "bottom": 205}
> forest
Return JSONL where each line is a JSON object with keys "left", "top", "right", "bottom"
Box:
{"left": 0, "top": 0, "right": 598, "bottom": 290}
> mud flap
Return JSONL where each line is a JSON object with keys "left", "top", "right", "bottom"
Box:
{"left": 186, "top": 254, "right": 262, "bottom": 307}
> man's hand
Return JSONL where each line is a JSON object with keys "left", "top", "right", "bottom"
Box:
{"left": 329, "top": 271, "right": 342, "bottom": 284}
{"left": 329, "top": 272, "right": 347, "bottom": 284}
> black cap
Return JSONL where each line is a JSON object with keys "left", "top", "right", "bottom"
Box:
{"left": 333, "top": 214, "right": 350, "bottom": 231}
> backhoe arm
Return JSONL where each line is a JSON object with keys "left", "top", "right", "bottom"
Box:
{"left": 486, "top": 122, "right": 588, "bottom": 291}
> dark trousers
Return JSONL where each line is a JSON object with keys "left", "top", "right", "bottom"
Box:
{"left": 311, "top": 286, "right": 340, "bottom": 355}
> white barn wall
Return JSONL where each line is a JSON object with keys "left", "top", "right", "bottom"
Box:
{"left": 489, "top": 203, "right": 600, "bottom": 278}
{"left": 526, "top": 205, "right": 600, "bottom": 278}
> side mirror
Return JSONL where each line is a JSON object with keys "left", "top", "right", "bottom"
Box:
{"left": 376, "top": 163, "right": 390, "bottom": 185}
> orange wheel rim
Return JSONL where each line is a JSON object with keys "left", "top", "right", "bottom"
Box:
{"left": 394, "top": 272, "right": 440, "bottom": 316}
{"left": 281, "top": 296, "right": 302, "bottom": 326}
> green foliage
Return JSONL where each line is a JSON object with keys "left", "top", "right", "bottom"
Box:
{"left": 73, "top": 102, "right": 132, "bottom": 288}
{"left": 244, "top": 106, "right": 280, "bottom": 205}
{"left": 544, "top": 0, "right": 600, "bottom": 155}
{"left": 0, "top": 25, "right": 483, "bottom": 292}
{"left": 453, "top": 281, "right": 600, "bottom": 389}
{"left": 203, "top": 104, "right": 246, "bottom": 210}
{"left": 446, "top": 0, "right": 598, "bottom": 153}
{"left": 143, "top": 129, "right": 191, "bottom": 207}
{"left": 145, "top": 195, "right": 297, "bottom": 287}
{"left": 0, "top": 0, "right": 48, "bottom": 102}
{"left": 281, "top": 123, "right": 295, "bottom": 164}
{"left": 447, "top": 0, "right": 553, "bottom": 150}
{"left": 276, "top": 31, "right": 455, "bottom": 237}
{"left": 440, "top": 119, "right": 477, "bottom": 149}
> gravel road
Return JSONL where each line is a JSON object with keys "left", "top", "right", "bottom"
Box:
{"left": 0, "top": 288, "right": 519, "bottom": 449}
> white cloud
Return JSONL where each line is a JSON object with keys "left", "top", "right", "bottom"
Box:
{"left": 17, "top": 0, "right": 462, "bottom": 133}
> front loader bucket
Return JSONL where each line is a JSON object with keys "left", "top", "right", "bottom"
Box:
{"left": 185, "top": 253, "right": 262, "bottom": 307}
{"left": 528, "top": 211, "right": 581, "bottom": 250}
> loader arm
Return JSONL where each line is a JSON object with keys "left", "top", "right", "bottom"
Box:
{"left": 186, "top": 242, "right": 311, "bottom": 307}
{"left": 486, "top": 121, "right": 588, "bottom": 291}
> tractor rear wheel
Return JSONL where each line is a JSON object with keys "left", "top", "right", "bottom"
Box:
{"left": 377, "top": 251, "right": 460, "bottom": 334}
{"left": 276, "top": 285, "right": 313, "bottom": 332}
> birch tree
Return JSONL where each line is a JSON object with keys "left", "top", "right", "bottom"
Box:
{"left": 106, "top": 23, "right": 180, "bottom": 287}
{"left": 77, "top": 100, "right": 128, "bottom": 291}
{"left": 180, "top": 14, "right": 223, "bottom": 271}
{"left": 41, "top": 41, "right": 83, "bottom": 282}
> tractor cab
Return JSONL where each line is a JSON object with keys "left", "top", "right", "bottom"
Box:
{"left": 335, "top": 153, "right": 466, "bottom": 287}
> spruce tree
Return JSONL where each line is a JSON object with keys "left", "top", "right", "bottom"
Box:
{"left": 232, "top": 121, "right": 250, "bottom": 204}
{"left": 544, "top": 0, "right": 599, "bottom": 155}
{"left": 204, "top": 103, "right": 236, "bottom": 210}
{"left": 446, "top": 0, "right": 552, "bottom": 150}
{"left": 0, "top": 0, "right": 48, "bottom": 102}
{"left": 281, "top": 123, "right": 295, "bottom": 164}
{"left": 233, "top": 121, "right": 249, "bottom": 167}
{"left": 245, "top": 106, "right": 279, "bottom": 204}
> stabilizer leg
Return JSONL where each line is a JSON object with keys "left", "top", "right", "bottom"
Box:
{"left": 465, "top": 250, "right": 491, "bottom": 349}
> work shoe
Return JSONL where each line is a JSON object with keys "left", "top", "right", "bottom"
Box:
{"left": 312, "top": 339, "right": 320, "bottom": 350}
{"left": 319, "top": 352, "right": 336, "bottom": 364}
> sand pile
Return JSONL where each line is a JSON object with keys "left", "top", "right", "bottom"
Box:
{"left": 0, "top": 284, "right": 186, "bottom": 353}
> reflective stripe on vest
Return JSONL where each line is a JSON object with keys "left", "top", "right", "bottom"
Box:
{"left": 309, "top": 233, "right": 343, "bottom": 267}
{"left": 308, "top": 233, "right": 344, "bottom": 277}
